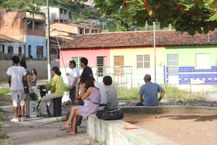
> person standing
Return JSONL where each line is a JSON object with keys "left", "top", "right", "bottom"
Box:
{"left": 6, "top": 56, "right": 27, "bottom": 122}
{"left": 66, "top": 60, "right": 80, "bottom": 105}
{"left": 136, "top": 74, "right": 165, "bottom": 106}
{"left": 19, "top": 58, "right": 31, "bottom": 118}
{"left": 40, "top": 66, "right": 64, "bottom": 116}
{"left": 78, "top": 57, "right": 93, "bottom": 104}
{"left": 30, "top": 68, "right": 37, "bottom": 87}
{"left": 79, "top": 57, "right": 93, "bottom": 84}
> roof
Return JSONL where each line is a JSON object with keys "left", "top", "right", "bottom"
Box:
{"left": 61, "top": 29, "right": 217, "bottom": 49}
{"left": 0, "top": 35, "right": 21, "bottom": 43}
{"left": 50, "top": 36, "right": 75, "bottom": 48}
{"left": 50, "top": 23, "right": 101, "bottom": 34}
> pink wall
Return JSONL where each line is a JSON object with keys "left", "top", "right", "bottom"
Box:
{"left": 60, "top": 48, "right": 110, "bottom": 68}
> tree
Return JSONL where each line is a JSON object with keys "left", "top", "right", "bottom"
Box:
{"left": 94, "top": 0, "right": 217, "bottom": 35}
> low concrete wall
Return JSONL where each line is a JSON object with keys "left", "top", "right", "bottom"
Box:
{"left": 205, "top": 92, "right": 217, "bottom": 102}
{"left": 121, "top": 106, "right": 217, "bottom": 114}
{"left": 87, "top": 115, "right": 177, "bottom": 145}
{"left": 0, "top": 60, "right": 59, "bottom": 79}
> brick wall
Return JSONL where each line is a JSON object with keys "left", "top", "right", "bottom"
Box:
{"left": 0, "top": 60, "right": 59, "bottom": 79}
{"left": 0, "top": 12, "right": 26, "bottom": 42}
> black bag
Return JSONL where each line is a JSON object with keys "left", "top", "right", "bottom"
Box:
{"left": 29, "top": 92, "right": 37, "bottom": 100}
{"left": 96, "top": 109, "right": 124, "bottom": 120}
{"left": 23, "top": 80, "right": 29, "bottom": 94}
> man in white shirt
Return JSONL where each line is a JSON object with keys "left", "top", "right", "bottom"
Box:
{"left": 66, "top": 60, "right": 80, "bottom": 105}
{"left": 94, "top": 81, "right": 107, "bottom": 106}
{"left": 7, "top": 56, "right": 27, "bottom": 122}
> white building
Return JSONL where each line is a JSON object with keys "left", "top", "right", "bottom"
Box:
{"left": 40, "top": 6, "right": 69, "bottom": 23}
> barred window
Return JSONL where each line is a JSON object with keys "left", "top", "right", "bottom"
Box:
{"left": 137, "top": 55, "right": 150, "bottom": 68}
{"left": 72, "top": 57, "right": 81, "bottom": 69}
{"left": 97, "top": 56, "right": 106, "bottom": 77}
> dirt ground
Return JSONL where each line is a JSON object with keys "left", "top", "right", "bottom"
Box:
{"left": 124, "top": 113, "right": 217, "bottom": 145}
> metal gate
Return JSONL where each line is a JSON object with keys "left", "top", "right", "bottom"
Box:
{"left": 93, "top": 66, "right": 133, "bottom": 88}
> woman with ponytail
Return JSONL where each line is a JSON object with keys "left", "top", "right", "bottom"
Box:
{"left": 40, "top": 66, "right": 64, "bottom": 116}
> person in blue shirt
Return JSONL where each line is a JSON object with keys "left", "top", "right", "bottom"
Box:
{"left": 136, "top": 74, "right": 165, "bottom": 106}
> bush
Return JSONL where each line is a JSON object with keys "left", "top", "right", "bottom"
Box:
{"left": 0, "top": 108, "right": 11, "bottom": 145}
{"left": 0, "top": 88, "right": 10, "bottom": 101}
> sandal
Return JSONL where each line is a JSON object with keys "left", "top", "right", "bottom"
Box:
{"left": 67, "top": 130, "right": 75, "bottom": 135}
{"left": 61, "top": 116, "right": 68, "bottom": 121}
{"left": 59, "top": 125, "right": 70, "bottom": 131}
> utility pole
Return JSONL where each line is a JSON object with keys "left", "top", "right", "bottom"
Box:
{"left": 47, "top": 0, "right": 51, "bottom": 81}
{"left": 153, "top": 22, "right": 156, "bottom": 83}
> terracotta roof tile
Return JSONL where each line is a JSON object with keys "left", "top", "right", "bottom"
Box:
{"left": 61, "top": 29, "right": 217, "bottom": 49}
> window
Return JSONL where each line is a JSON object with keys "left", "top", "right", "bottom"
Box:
{"left": 97, "top": 56, "right": 106, "bottom": 77}
{"left": 8, "top": 46, "right": 13, "bottom": 54}
{"left": 114, "top": 56, "right": 124, "bottom": 76}
{"left": 36, "top": 46, "right": 43, "bottom": 58}
{"left": 72, "top": 57, "right": 81, "bottom": 69}
{"left": 35, "top": 21, "right": 44, "bottom": 30}
{"left": 27, "top": 20, "right": 33, "bottom": 29}
{"left": 196, "top": 53, "right": 210, "bottom": 69}
{"left": 137, "top": 55, "right": 150, "bottom": 68}
{"left": 85, "top": 29, "right": 90, "bottom": 34}
{"left": 64, "top": 10, "right": 67, "bottom": 15}
{"left": 28, "top": 45, "right": 31, "bottom": 57}
{"left": 18, "top": 47, "right": 22, "bottom": 56}
{"left": 0, "top": 45, "right": 4, "bottom": 53}
{"left": 60, "top": 9, "right": 64, "bottom": 14}
{"left": 79, "top": 28, "right": 84, "bottom": 34}
{"left": 167, "top": 54, "right": 179, "bottom": 76}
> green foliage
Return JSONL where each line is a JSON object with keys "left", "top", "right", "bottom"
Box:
{"left": 94, "top": 0, "right": 217, "bottom": 35}
{"left": 0, "top": 0, "right": 44, "bottom": 12}
{"left": 115, "top": 84, "right": 205, "bottom": 102}
{"left": 0, "top": 108, "right": 11, "bottom": 145}
{"left": 114, "top": 85, "right": 139, "bottom": 100}
{"left": 0, "top": 87, "right": 10, "bottom": 101}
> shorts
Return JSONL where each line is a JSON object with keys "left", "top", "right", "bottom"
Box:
{"left": 11, "top": 90, "right": 25, "bottom": 107}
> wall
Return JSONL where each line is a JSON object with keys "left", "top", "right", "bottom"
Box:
{"left": 60, "top": 48, "right": 110, "bottom": 84}
{"left": 60, "top": 47, "right": 165, "bottom": 87}
{"left": 0, "top": 60, "right": 59, "bottom": 79}
{"left": 0, "top": 11, "right": 26, "bottom": 42}
{"left": 165, "top": 45, "right": 217, "bottom": 84}
{"left": 110, "top": 47, "right": 165, "bottom": 86}
{"left": 165, "top": 46, "right": 217, "bottom": 66}
{"left": 25, "top": 35, "right": 46, "bottom": 58}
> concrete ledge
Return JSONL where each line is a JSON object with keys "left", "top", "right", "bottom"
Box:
{"left": 87, "top": 115, "right": 177, "bottom": 145}
{"left": 205, "top": 92, "right": 217, "bottom": 102}
{"left": 121, "top": 106, "right": 217, "bottom": 114}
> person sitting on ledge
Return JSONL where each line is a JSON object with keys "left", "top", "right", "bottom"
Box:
{"left": 59, "top": 78, "right": 101, "bottom": 135}
{"left": 103, "top": 75, "right": 118, "bottom": 111}
{"left": 136, "top": 74, "right": 165, "bottom": 106}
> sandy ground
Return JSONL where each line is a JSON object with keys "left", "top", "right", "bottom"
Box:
{"left": 1, "top": 105, "right": 99, "bottom": 145}
{"left": 124, "top": 113, "right": 217, "bottom": 145}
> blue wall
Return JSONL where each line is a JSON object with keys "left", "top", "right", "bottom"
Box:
{"left": 25, "top": 35, "right": 46, "bottom": 58}
{"left": 165, "top": 66, "right": 217, "bottom": 84}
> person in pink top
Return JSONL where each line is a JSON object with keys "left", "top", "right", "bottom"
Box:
{"left": 60, "top": 78, "right": 101, "bottom": 135}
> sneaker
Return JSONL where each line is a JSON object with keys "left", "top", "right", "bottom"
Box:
{"left": 10, "top": 118, "right": 19, "bottom": 122}
{"left": 20, "top": 117, "right": 24, "bottom": 122}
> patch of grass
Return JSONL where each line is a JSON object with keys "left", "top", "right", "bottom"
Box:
{"left": 162, "top": 85, "right": 188, "bottom": 100}
{"left": 114, "top": 85, "right": 139, "bottom": 100}
{"left": 0, "top": 108, "right": 10, "bottom": 145}
{"left": 0, "top": 77, "right": 7, "bottom": 82}
{"left": 0, "top": 87, "right": 10, "bottom": 101}
{"left": 115, "top": 84, "right": 205, "bottom": 102}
